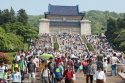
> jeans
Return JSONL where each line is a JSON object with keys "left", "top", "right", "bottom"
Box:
{"left": 86, "top": 75, "right": 93, "bottom": 83}
{"left": 42, "top": 77, "right": 49, "bottom": 83}
{"left": 111, "top": 64, "right": 116, "bottom": 76}
{"left": 28, "top": 72, "right": 35, "bottom": 83}
{"left": 83, "top": 66, "right": 86, "bottom": 74}
{"left": 49, "top": 74, "right": 54, "bottom": 83}
{"left": 20, "top": 70, "right": 25, "bottom": 81}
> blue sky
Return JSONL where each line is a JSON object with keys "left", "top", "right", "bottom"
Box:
{"left": 0, "top": 0, "right": 125, "bottom": 15}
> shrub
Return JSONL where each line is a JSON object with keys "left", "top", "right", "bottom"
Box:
{"left": 81, "top": 35, "right": 87, "bottom": 43}
{"left": 54, "top": 42, "right": 59, "bottom": 51}
{"left": 87, "top": 43, "right": 94, "bottom": 51}
{"left": 0, "top": 52, "right": 9, "bottom": 63}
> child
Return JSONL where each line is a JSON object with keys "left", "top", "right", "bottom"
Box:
{"left": 11, "top": 67, "right": 21, "bottom": 83}
{"left": 41, "top": 65, "right": 50, "bottom": 83}
{"left": 94, "top": 67, "right": 106, "bottom": 83}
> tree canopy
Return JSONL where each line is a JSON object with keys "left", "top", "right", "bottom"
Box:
{"left": 17, "top": 9, "right": 28, "bottom": 25}
{"left": 27, "top": 10, "right": 124, "bottom": 35}
{"left": 105, "top": 14, "right": 125, "bottom": 51}
{"left": 0, "top": 8, "right": 38, "bottom": 52}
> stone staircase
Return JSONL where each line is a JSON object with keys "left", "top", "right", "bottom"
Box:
{"left": 81, "top": 35, "right": 95, "bottom": 52}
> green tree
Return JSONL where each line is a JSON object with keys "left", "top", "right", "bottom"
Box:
{"left": 0, "top": 10, "right": 2, "bottom": 25}
{"left": 105, "top": 18, "right": 118, "bottom": 43}
{"left": 23, "top": 25, "right": 38, "bottom": 42}
{"left": 17, "top": 9, "right": 28, "bottom": 25}
{"left": 10, "top": 7, "right": 16, "bottom": 23}
{"left": 105, "top": 13, "right": 125, "bottom": 51}
{"left": 0, "top": 9, "right": 11, "bottom": 25}
{"left": 0, "top": 27, "right": 6, "bottom": 51}
{"left": 0, "top": 27, "right": 24, "bottom": 52}
{"left": 2, "top": 22, "right": 38, "bottom": 42}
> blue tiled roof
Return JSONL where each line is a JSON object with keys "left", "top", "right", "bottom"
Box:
{"left": 50, "top": 21, "right": 80, "bottom": 27}
{"left": 48, "top": 4, "right": 79, "bottom": 16}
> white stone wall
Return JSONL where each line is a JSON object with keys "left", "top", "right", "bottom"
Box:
{"left": 47, "top": 15, "right": 82, "bottom": 20}
{"left": 81, "top": 20, "right": 91, "bottom": 35}
{"left": 50, "top": 26, "right": 80, "bottom": 35}
{"left": 39, "top": 19, "right": 50, "bottom": 34}
{"left": 39, "top": 19, "right": 91, "bottom": 35}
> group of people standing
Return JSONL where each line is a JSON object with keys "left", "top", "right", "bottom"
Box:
{"left": 0, "top": 33, "right": 125, "bottom": 83}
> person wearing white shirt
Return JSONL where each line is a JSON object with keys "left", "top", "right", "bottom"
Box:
{"left": 111, "top": 56, "right": 120, "bottom": 65}
{"left": 11, "top": 67, "right": 21, "bottom": 83}
{"left": 0, "top": 63, "right": 6, "bottom": 79}
{"left": 33, "top": 56, "right": 39, "bottom": 67}
{"left": 14, "top": 53, "right": 21, "bottom": 63}
{"left": 94, "top": 67, "right": 106, "bottom": 83}
{"left": 103, "top": 59, "right": 107, "bottom": 73}
{"left": 41, "top": 65, "right": 50, "bottom": 83}
{"left": 111, "top": 53, "right": 120, "bottom": 76}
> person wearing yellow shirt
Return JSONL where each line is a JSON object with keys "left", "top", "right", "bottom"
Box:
{"left": 11, "top": 60, "right": 19, "bottom": 73}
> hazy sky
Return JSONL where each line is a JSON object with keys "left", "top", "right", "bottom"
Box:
{"left": 0, "top": 0, "right": 125, "bottom": 15}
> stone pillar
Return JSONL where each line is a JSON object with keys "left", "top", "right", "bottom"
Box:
{"left": 80, "top": 20, "right": 91, "bottom": 35}
{"left": 39, "top": 18, "right": 50, "bottom": 34}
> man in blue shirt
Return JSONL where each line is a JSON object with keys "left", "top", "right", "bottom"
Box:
{"left": 53, "top": 63, "right": 63, "bottom": 83}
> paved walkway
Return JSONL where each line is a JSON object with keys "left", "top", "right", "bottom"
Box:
{"left": 75, "top": 72, "right": 124, "bottom": 83}
{"left": 22, "top": 71, "right": 124, "bottom": 83}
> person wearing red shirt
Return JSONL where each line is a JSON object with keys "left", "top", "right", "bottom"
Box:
{"left": 55, "top": 57, "right": 62, "bottom": 63}
{"left": 63, "top": 65, "right": 73, "bottom": 83}
{"left": 81, "top": 59, "right": 87, "bottom": 74}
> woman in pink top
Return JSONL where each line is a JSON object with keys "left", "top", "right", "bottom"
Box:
{"left": 81, "top": 59, "right": 87, "bottom": 74}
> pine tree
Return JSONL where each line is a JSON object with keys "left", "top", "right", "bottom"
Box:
{"left": 17, "top": 9, "right": 28, "bottom": 25}
{"left": 10, "top": 7, "right": 16, "bottom": 23}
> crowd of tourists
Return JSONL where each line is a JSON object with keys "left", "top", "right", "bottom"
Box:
{"left": 35, "top": 33, "right": 52, "bottom": 49}
{"left": 0, "top": 33, "right": 125, "bottom": 83}
{"left": 57, "top": 33, "right": 89, "bottom": 58}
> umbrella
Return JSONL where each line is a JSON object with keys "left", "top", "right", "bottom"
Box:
{"left": 70, "top": 54, "right": 78, "bottom": 58}
{"left": 40, "top": 53, "right": 53, "bottom": 60}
